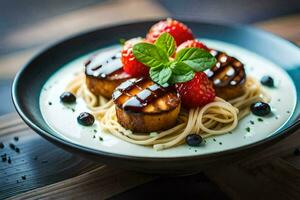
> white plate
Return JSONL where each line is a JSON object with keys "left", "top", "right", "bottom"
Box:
{"left": 39, "top": 39, "right": 297, "bottom": 158}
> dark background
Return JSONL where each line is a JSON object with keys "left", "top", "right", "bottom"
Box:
{"left": 0, "top": 0, "right": 299, "bottom": 199}
{"left": 1, "top": 0, "right": 300, "bottom": 55}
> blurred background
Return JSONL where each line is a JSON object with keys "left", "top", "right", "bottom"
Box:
{"left": 1, "top": 1, "right": 300, "bottom": 199}
{"left": 1, "top": 0, "right": 300, "bottom": 115}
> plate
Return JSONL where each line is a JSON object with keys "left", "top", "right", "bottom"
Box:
{"left": 12, "top": 20, "right": 300, "bottom": 175}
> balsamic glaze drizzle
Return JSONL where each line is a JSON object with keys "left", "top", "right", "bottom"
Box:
{"left": 85, "top": 51, "right": 122, "bottom": 79}
{"left": 113, "top": 78, "right": 171, "bottom": 112}
{"left": 205, "top": 50, "right": 246, "bottom": 87}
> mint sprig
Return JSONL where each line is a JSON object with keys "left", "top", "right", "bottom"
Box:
{"left": 169, "top": 62, "right": 195, "bottom": 84}
{"left": 176, "top": 47, "right": 216, "bottom": 72}
{"left": 150, "top": 66, "right": 172, "bottom": 87}
{"left": 154, "top": 32, "right": 176, "bottom": 56}
{"left": 132, "top": 33, "right": 217, "bottom": 87}
{"left": 133, "top": 43, "right": 169, "bottom": 68}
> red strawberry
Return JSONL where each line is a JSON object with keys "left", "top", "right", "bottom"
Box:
{"left": 121, "top": 38, "right": 149, "bottom": 77}
{"left": 175, "top": 72, "right": 215, "bottom": 109}
{"left": 146, "top": 19, "right": 194, "bottom": 45}
{"left": 176, "top": 40, "right": 210, "bottom": 53}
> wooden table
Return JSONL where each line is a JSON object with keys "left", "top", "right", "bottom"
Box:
{"left": 1, "top": 0, "right": 300, "bottom": 199}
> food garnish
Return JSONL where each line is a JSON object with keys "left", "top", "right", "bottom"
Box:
{"left": 260, "top": 75, "right": 274, "bottom": 87}
{"left": 121, "top": 38, "right": 149, "bottom": 77}
{"left": 176, "top": 72, "right": 215, "bottom": 108}
{"left": 133, "top": 32, "right": 217, "bottom": 88}
{"left": 60, "top": 92, "right": 76, "bottom": 103}
{"left": 186, "top": 134, "right": 203, "bottom": 147}
{"left": 146, "top": 18, "right": 194, "bottom": 45}
{"left": 250, "top": 101, "right": 271, "bottom": 116}
{"left": 176, "top": 39, "right": 209, "bottom": 52}
{"left": 77, "top": 112, "right": 95, "bottom": 126}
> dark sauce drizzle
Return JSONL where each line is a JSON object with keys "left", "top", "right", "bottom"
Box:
{"left": 85, "top": 51, "right": 122, "bottom": 79}
{"left": 205, "top": 49, "right": 246, "bottom": 87}
{"left": 113, "top": 78, "right": 170, "bottom": 112}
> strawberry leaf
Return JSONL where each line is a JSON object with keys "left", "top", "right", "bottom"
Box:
{"left": 175, "top": 47, "right": 217, "bottom": 71}
{"left": 154, "top": 32, "right": 176, "bottom": 56}
{"left": 133, "top": 43, "right": 169, "bottom": 68}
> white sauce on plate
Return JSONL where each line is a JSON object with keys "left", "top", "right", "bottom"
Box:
{"left": 39, "top": 39, "right": 297, "bottom": 158}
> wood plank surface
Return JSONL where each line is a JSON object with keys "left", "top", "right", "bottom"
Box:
{"left": 205, "top": 132, "right": 300, "bottom": 200}
{"left": 0, "top": 1, "right": 300, "bottom": 199}
{"left": 9, "top": 166, "right": 155, "bottom": 200}
{"left": 0, "top": 113, "right": 156, "bottom": 200}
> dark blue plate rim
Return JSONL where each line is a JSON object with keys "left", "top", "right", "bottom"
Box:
{"left": 12, "top": 19, "right": 300, "bottom": 162}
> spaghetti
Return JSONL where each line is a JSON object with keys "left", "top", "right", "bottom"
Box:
{"left": 66, "top": 74, "right": 269, "bottom": 150}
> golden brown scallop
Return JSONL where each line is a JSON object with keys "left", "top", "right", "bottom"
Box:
{"left": 205, "top": 49, "right": 246, "bottom": 100}
{"left": 112, "top": 78, "right": 181, "bottom": 133}
{"left": 85, "top": 52, "right": 131, "bottom": 99}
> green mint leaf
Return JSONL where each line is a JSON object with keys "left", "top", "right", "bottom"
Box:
{"left": 149, "top": 66, "right": 171, "bottom": 87}
{"left": 159, "top": 67, "right": 172, "bottom": 85}
{"left": 169, "top": 61, "right": 195, "bottom": 84}
{"left": 170, "top": 61, "right": 193, "bottom": 75}
{"left": 154, "top": 32, "right": 176, "bottom": 56}
{"left": 175, "top": 47, "right": 217, "bottom": 71}
{"left": 169, "top": 70, "right": 195, "bottom": 84}
{"left": 133, "top": 43, "right": 169, "bottom": 68}
{"left": 149, "top": 67, "right": 161, "bottom": 85}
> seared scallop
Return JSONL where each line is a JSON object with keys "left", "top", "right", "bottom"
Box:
{"left": 112, "top": 78, "right": 181, "bottom": 133}
{"left": 205, "top": 50, "right": 246, "bottom": 100}
{"left": 85, "top": 52, "right": 131, "bottom": 99}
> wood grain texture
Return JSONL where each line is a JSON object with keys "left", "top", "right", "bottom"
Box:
{"left": 0, "top": 121, "right": 100, "bottom": 199}
{"left": 9, "top": 166, "right": 155, "bottom": 200}
{"left": 205, "top": 131, "right": 300, "bottom": 200}
{"left": 0, "top": 114, "right": 156, "bottom": 200}
{"left": 206, "top": 158, "right": 300, "bottom": 200}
